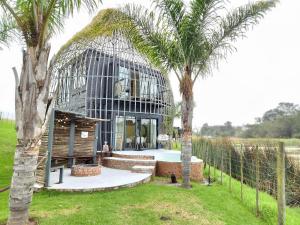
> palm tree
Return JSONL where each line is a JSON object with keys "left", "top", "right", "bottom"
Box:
{"left": 0, "top": 1, "right": 101, "bottom": 224}
{"left": 120, "top": 0, "right": 277, "bottom": 188}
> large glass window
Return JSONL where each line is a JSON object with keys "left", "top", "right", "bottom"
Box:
{"left": 115, "top": 66, "right": 130, "bottom": 98}
{"left": 130, "top": 71, "right": 140, "bottom": 98}
{"left": 139, "top": 72, "right": 158, "bottom": 99}
{"left": 149, "top": 76, "right": 158, "bottom": 99}
{"left": 114, "top": 116, "right": 157, "bottom": 150}
{"left": 114, "top": 66, "right": 159, "bottom": 100}
{"left": 139, "top": 72, "right": 149, "bottom": 99}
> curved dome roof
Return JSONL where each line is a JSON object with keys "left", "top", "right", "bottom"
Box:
{"left": 54, "top": 8, "right": 156, "bottom": 70}
{"left": 50, "top": 9, "right": 174, "bottom": 119}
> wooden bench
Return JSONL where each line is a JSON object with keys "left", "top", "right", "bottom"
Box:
{"left": 52, "top": 156, "right": 95, "bottom": 168}
{"left": 51, "top": 165, "right": 64, "bottom": 184}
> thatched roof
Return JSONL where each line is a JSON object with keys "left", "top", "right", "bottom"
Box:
{"left": 57, "top": 8, "right": 128, "bottom": 56}
{"left": 55, "top": 8, "right": 168, "bottom": 76}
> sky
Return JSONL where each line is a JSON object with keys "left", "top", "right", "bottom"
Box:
{"left": 0, "top": 0, "right": 299, "bottom": 129}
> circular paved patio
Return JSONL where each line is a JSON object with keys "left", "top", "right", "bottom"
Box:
{"left": 46, "top": 166, "right": 151, "bottom": 192}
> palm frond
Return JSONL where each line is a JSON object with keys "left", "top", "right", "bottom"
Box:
{"left": 217, "top": 0, "right": 277, "bottom": 43}
{"left": 0, "top": 0, "right": 101, "bottom": 47}
{"left": 152, "top": 0, "right": 189, "bottom": 64}
{"left": 43, "top": 0, "right": 100, "bottom": 42}
{"left": 153, "top": 0, "right": 185, "bottom": 34}
{"left": 0, "top": 13, "right": 17, "bottom": 46}
{"left": 190, "top": 0, "right": 224, "bottom": 35}
{"left": 179, "top": 0, "right": 225, "bottom": 66}
{"left": 121, "top": 4, "right": 184, "bottom": 77}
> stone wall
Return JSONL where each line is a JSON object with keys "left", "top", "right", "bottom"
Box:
{"left": 112, "top": 153, "right": 154, "bottom": 160}
{"left": 102, "top": 157, "right": 156, "bottom": 170}
{"left": 156, "top": 161, "right": 203, "bottom": 181}
{"left": 71, "top": 165, "right": 101, "bottom": 177}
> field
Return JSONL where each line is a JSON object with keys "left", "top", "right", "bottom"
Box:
{"left": 230, "top": 137, "right": 300, "bottom": 147}
{"left": 0, "top": 120, "right": 300, "bottom": 224}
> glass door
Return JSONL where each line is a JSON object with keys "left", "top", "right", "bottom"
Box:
{"left": 150, "top": 119, "right": 157, "bottom": 148}
{"left": 141, "top": 119, "right": 151, "bottom": 149}
{"left": 115, "top": 116, "right": 124, "bottom": 150}
{"left": 125, "top": 117, "right": 136, "bottom": 149}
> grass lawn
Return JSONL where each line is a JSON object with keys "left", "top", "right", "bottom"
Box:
{"left": 0, "top": 120, "right": 299, "bottom": 225}
{"left": 0, "top": 120, "right": 16, "bottom": 223}
{"left": 3, "top": 181, "right": 268, "bottom": 225}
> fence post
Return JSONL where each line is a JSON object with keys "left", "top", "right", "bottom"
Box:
{"left": 240, "top": 144, "right": 244, "bottom": 202}
{"left": 255, "top": 145, "right": 260, "bottom": 217}
{"left": 213, "top": 144, "right": 216, "bottom": 181}
{"left": 221, "top": 147, "right": 223, "bottom": 185}
{"left": 229, "top": 146, "right": 232, "bottom": 192}
{"left": 208, "top": 142, "right": 211, "bottom": 185}
{"left": 277, "top": 142, "right": 286, "bottom": 225}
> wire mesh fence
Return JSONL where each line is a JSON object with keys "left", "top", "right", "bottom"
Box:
{"left": 192, "top": 137, "right": 300, "bottom": 225}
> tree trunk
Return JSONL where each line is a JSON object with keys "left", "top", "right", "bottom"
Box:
{"left": 7, "top": 45, "right": 52, "bottom": 225}
{"left": 7, "top": 143, "right": 39, "bottom": 225}
{"left": 180, "top": 66, "right": 194, "bottom": 188}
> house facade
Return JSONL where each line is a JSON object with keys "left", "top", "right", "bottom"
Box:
{"left": 51, "top": 35, "right": 173, "bottom": 151}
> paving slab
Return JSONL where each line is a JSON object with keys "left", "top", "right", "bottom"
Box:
{"left": 47, "top": 166, "right": 151, "bottom": 192}
{"left": 114, "top": 149, "right": 202, "bottom": 162}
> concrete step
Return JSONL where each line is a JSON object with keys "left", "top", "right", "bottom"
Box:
{"left": 131, "top": 165, "right": 156, "bottom": 176}
{"left": 112, "top": 153, "right": 154, "bottom": 160}
{"left": 102, "top": 157, "right": 157, "bottom": 171}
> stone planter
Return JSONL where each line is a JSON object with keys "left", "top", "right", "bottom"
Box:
{"left": 71, "top": 164, "right": 101, "bottom": 177}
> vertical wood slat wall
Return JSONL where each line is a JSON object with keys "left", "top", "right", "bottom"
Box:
{"left": 35, "top": 111, "right": 97, "bottom": 186}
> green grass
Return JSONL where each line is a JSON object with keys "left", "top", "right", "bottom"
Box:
{"left": 0, "top": 120, "right": 16, "bottom": 186}
{"left": 7, "top": 182, "right": 268, "bottom": 225}
{"left": 204, "top": 167, "right": 300, "bottom": 225}
{"left": 172, "top": 140, "right": 182, "bottom": 150}
{"left": 0, "top": 120, "right": 16, "bottom": 221}
{"left": 0, "top": 121, "right": 299, "bottom": 224}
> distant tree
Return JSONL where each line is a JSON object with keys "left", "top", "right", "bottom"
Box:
{"left": 292, "top": 112, "right": 300, "bottom": 138}
{"left": 262, "top": 102, "right": 299, "bottom": 122}
{"left": 223, "top": 121, "right": 235, "bottom": 136}
{"left": 255, "top": 117, "right": 262, "bottom": 124}
{"left": 200, "top": 121, "right": 235, "bottom": 137}
{"left": 201, "top": 123, "right": 209, "bottom": 136}
{"left": 241, "top": 102, "right": 300, "bottom": 138}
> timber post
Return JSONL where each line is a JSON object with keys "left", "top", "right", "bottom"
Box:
{"left": 255, "top": 145, "right": 260, "bottom": 217}
{"left": 229, "top": 146, "right": 232, "bottom": 192}
{"left": 93, "top": 123, "right": 99, "bottom": 164}
{"left": 221, "top": 147, "right": 223, "bottom": 185}
{"left": 277, "top": 142, "right": 286, "bottom": 225}
{"left": 240, "top": 144, "right": 244, "bottom": 202}
{"left": 45, "top": 110, "right": 55, "bottom": 187}
{"left": 67, "top": 119, "right": 75, "bottom": 168}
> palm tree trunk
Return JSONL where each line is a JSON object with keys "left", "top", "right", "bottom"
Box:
{"left": 7, "top": 143, "right": 39, "bottom": 225}
{"left": 7, "top": 46, "right": 51, "bottom": 225}
{"left": 180, "top": 66, "right": 193, "bottom": 188}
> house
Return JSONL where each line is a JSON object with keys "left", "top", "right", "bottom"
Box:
{"left": 51, "top": 34, "right": 173, "bottom": 151}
